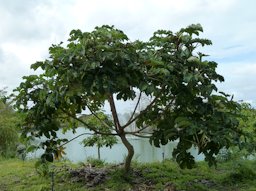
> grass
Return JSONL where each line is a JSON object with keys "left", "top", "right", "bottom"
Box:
{"left": 0, "top": 158, "right": 85, "bottom": 191}
{"left": 0, "top": 157, "right": 256, "bottom": 191}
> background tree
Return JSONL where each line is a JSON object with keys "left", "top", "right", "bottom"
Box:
{"left": 216, "top": 102, "right": 256, "bottom": 162}
{"left": 14, "top": 24, "right": 244, "bottom": 173}
{"left": 226, "top": 103, "right": 256, "bottom": 160}
{"left": 240, "top": 103, "right": 256, "bottom": 153}
{"left": 80, "top": 112, "right": 117, "bottom": 160}
{"left": 0, "top": 89, "right": 21, "bottom": 158}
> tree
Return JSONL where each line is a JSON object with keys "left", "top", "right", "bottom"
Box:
{"left": 14, "top": 24, "right": 243, "bottom": 173}
{"left": 231, "top": 103, "right": 256, "bottom": 158}
{"left": 81, "top": 112, "right": 118, "bottom": 160}
{"left": 216, "top": 102, "right": 256, "bottom": 161}
{"left": 0, "top": 89, "right": 20, "bottom": 157}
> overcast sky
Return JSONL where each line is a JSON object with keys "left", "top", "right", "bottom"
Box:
{"left": 1, "top": 0, "right": 256, "bottom": 106}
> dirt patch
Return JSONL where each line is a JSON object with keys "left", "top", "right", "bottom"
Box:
{"left": 69, "top": 167, "right": 178, "bottom": 190}
{"left": 186, "top": 178, "right": 216, "bottom": 190}
{"left": 70, "top": 167, "right": 109, "bottom": 187}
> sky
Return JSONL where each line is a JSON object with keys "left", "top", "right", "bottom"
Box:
{"left": 0, "top": 0, "right": 256, "bottom": 106}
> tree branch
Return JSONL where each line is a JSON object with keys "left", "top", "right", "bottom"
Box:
{"left": 126, "top": 91, "right": 142, "bottom": 125}
{"left": 60, "top": 108, "right": 117, "bottom": 136}
{"left": 125, "top": 125, "right": 150, "bottom": 134}
{"left": 126, "top": 132, "right": 152, "bottom": 138}
{"left": 59, "top": 132, "right": 93, "bottom": 147}
{"left": 125, "top": 124, "right": 152, "bottom": 138}
{"left": 87, "top": 105, "right": 113, "bottom": 129}
{"left": 122, "top": 95, "right": 159, "bottom": 129}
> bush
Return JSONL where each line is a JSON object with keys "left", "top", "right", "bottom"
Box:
{"left": 35, "top": 160, "right": 51, "bottom": 177}
{"left": 225, "top": 161, "right": 256, "bottom": 183}
{"left": 85, "top": 157, "right": 106, "bottom": 167}
{"left": 0, "top": 125, "right": 19, "bottom": 157}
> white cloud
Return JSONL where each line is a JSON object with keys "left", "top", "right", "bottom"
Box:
{"left": 0, "top": 0, "right": 255, "bottom": 105}
{"left": 217, "top": 62, "right": 256, "bottom": 105}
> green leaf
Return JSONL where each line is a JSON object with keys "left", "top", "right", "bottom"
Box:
{"left": 42, "top": 153, "right": 53, "bottom": 162}
{"left": 187, "top": 56, "right": 199, "bottom": 63}
{"left": 175, "top": 117, "right": 190, "bottom": 126}
{"left": 183, "top": 73, "right": 193, "bottom": 83}
{"left": 180, "top": 23, "right": 203, "bottom": 36}
{"left": 27, "top": 145, "right": 38, "bottom": 153}
{"left": 31, "top": 61, "right": 43, "bottom": 70}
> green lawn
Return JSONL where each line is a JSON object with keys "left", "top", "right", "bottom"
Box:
{"left": 0, "top": 158, "right": 85, "bottom": 191}
{"left": 0, "top": 158, "right": 256, "bottom": 191}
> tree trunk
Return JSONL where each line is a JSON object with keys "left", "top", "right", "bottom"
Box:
{"left": 108, "top": 95, "right": 134, "bottom": 172}
{"left": 97, "top": 146, "right": 101, "bottom": 160}
{"left": 120, "top": 134, "right": 134, "bottom": 173}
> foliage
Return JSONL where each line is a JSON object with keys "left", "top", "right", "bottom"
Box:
{"left": 237, "top": 103, "right": 256, "bottom": 154}
{"left": 14, "top": 24, "right": 243, "bottom": 172}
{"left": 227, "top": 161, "right": 256, "bottom": 183}
{"left": 217, "top": 103, "right": 256, "bottom": 162}
{"left": 35, "top": 159, "right": 50, "bottom": 177}
{"left": 0, "top": 89, "right": 21, "bottom": 158}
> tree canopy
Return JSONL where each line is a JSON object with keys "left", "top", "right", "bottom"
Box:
{"left": 14, "top": 24, "right": 243, "bottom": 172}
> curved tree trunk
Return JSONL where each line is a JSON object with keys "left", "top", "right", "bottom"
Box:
{"left": 120, "top": 134, "right": 134, "bottom": 173}
{"left": 108, "top": 95, "right": 134, "bottom": 173}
